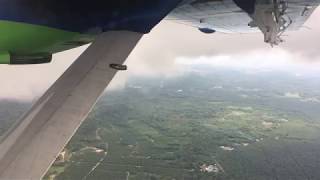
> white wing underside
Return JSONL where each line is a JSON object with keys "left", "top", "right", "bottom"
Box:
{"left": 168, "top": 0, "right": 319, "bottom": 44}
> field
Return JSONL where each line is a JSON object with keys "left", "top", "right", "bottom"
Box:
{"left": 9, "top": 67, "right": 320, "bottom": 180}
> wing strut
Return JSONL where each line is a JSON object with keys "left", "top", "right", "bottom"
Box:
{"left": 0, "top": 31, "right": 142, "bottom": 180}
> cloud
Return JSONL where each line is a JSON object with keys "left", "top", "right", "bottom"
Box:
{"left": 175, "top": 48, "right": 320, "bottom": 73}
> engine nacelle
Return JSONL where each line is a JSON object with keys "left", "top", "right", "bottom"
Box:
{"left": 0, "top": 52, "right": 52, "bottom": 65}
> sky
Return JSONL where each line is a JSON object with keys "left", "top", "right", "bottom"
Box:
{"left": 0, "top": 7, "right": 320, "bottom": 101}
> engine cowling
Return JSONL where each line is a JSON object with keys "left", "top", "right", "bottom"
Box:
{"left": 0, "top": 52, "right": 52, "bottom": 65}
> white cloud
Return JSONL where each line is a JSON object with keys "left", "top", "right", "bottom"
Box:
{"left": 175, "top": 48, "right": 320, "bottom": 73}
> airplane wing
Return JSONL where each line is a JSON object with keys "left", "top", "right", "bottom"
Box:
{"left": 0, "top": 31, "right": 142, "bottom": 179}
{"left": 0, "top": 1, "right": 182, "bottom": 179}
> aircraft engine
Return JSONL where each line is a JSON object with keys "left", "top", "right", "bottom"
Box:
{"left": 0, "top": 52, "right": 52, "bottom": 64}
